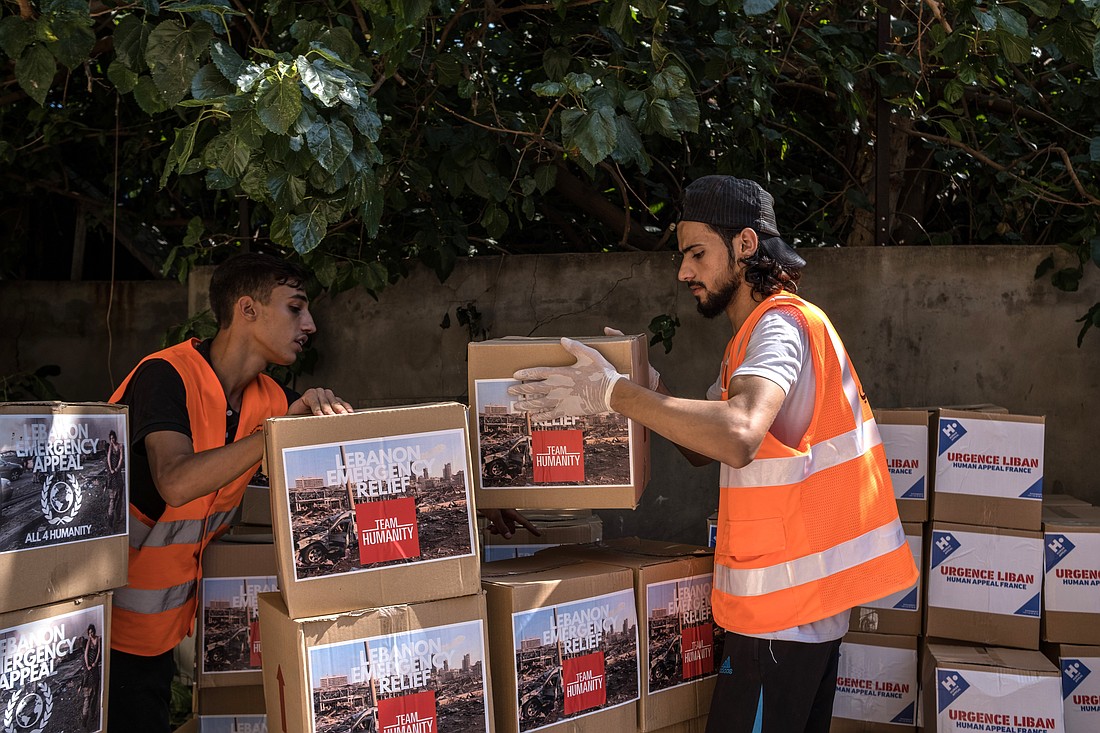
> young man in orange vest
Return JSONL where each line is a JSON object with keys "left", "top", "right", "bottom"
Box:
{"left": 509, "top": 176, "right": 918, "bottom": 732}
{"left": 107, "top": 253, "right": 354, "bottom": 733}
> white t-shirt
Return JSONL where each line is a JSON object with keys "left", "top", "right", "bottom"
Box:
{"left": 709, "top": 306, "right": 851, "bottom": 643}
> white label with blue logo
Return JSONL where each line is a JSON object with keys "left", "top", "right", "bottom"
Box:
{"left": 928, "top": 527, "right": 1042, "bottom": 617}
{"left": 935, "top": 664, "right": 1064, "bottom": 732}
{"left": 935, "top": 414, "right": 1044, "bottom": 500}
{"left": 878, "top": 422, "right": 927, "bottom": 502}
{"left": 1061, "top": 654, "right": 1100, "bottom": 733}
{"left": 860, "top": 531, "right": 922, "bottom": 612}
{"left": 833, "top": 641, "right": 917, "bottom": 726}
{"left": 1044, "top": 530, "right": 1100, "bottom": 614}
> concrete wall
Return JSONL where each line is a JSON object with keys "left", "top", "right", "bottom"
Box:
{"left": 5, "top": 246, "right": 1098, "bottom": 543}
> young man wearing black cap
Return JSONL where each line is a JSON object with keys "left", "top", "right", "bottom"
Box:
{"left": 508, "top": 176, "right": 917, "bottom": 732}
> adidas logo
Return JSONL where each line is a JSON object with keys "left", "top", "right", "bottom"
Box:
{"left": 718, "top": 656, "right": 732, "bottom": 675}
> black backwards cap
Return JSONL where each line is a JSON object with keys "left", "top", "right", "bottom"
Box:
{"left": 680, "top": 175, "right": 807, "bottom": 269}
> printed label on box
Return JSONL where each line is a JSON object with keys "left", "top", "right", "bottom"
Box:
{"left": 645, "top": 574, "right": 722, "bottom": 694}
{"left": 307, "top": 620, "right": 488, "bottom": 733}
{"left": 935, "top": 665, "right": 1063, "bottom": 732}
{"left": 201, "top": 575, "right": 278, "bottom": 675}
{"left": 1062, "top": 655, "right": 1099, "bottom": 733}
{"left": 1044, "top": 531, "right": 1100, "bottom": 613}
{"left": 512, "top": 588, "right": 639, "bottom": 733}
{"left": 0, "top": 413, "right": 128, "bottom": 554}
{"left": 929, "top": 528, "right": 1042, "bottom": 617}
{"left": 833, "top": 642, "right": 917, "bottom": 725}
{"left": 196, "top": 715, "right": 267, "bottom": 733}
{"left": 0, "top": 604, "right": 106, "bottom": 733}
{"left": 859, "top": 533, "right": 922, "bottom": 612}
{"left": 879, "top": 422, "right": 927, "bottom": 501}
{"left": 935, "top": 416, "right": 1044, "bottom": 500}
{"left": 474, "top": 379, "right": 632, "bottom": 490}
{"left": 281, "top": 428, "right": 474, "bottom": 581}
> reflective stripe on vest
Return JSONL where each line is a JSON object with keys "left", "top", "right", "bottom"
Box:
{"left": 113, "top": 578, "right": 196, "bottom": 615}
{"left": 128, "top": 508, "right": 238, "bottom": 549}
{"left": 712, "top": 294, "right": 918, "bottom": 634}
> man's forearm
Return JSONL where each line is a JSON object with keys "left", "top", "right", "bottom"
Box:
{"left": 147, "top": 431, "right": 265, "bottom": 507}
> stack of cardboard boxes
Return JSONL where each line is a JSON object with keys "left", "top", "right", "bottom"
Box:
{"left": 255, "top": 402, "right": 493, "bottom": 733}
{"left": 0, "top": 403, "right": 129, "bottom": 733}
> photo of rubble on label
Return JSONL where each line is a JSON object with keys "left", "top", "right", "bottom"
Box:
{"left": 0, "top": 413, "right": 128, "bottom": 554}
{"left": 646, "top": 574, "right": 723, "bottom": 693}
{"left": 512, "top": 589, "right": 639, "bottom": 733}
{"left": 201, "top": 575, "right": 278, "bottom": 675}
{"left": 281, "top": 429, "right": 475, "bottom": 581}
{"left": 307, "top": 620, "right": 489, "bottom": 733}
{"left": 0, "top": 604, "right": 106, "bottom": 733}
{"left": 474, "top": 380, "right": 632, "bottom": 489}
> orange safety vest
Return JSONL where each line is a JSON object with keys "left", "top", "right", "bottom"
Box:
{"left": 108, "top": 339, "right": 287, "bottom": 656}
{"left": 712, "top": 294, "right": 918, "bottom": 635}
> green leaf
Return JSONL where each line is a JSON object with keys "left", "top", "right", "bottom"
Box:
{"left": 1034, "top": 255, "right": 1054, "bottom": 279}
{"left": 192, "top": 62, "right": 233, "bottom": 99}
{"left": 146, "top": 19, "right": 212, "bottom": 106}
{"left": 481, "top": 205, "right": 508, "bottom": 239}
{"left": 160, "top": 120, "right": 200, "bottom": 188}
{"left": 651, "top": 65, "right": 687, "bottom": 99}
{"left": 314, "top": 256, "right": 339, "bottom": 288}
{"left": 534, "top": 164, "right": 557, "bottom": 193}
{"left": 543, "top": 47, "right": 571, "bottom": 80}
{"left": 46, "top": 13, "right": 95, "bottom": 69}
{"left": 564, "top": 72, "right": 594, "bottom": 94}
{"left": 16, "top": 44, "right": 55, "bottom": 106}
{"left": 532, "top": 81, "right": 565, "bottom": 97}
{"left": 232, "top": 109, "right": 268, "bottom": 147}
{"left": 993, "top": 6, "right": 1029, "bottom": 38}
{"left": 1019, "top": 0, "right": 1058, "bottom": 17}
{"left": 347, "top": 99, "right": 382, "bottom": 140}
{"left": 611, "top": 114, "right": 648, "bottom": 172}
{"left": 204, "top": 130, "right": 251, "bottom": 178}
{"left": 133, "top": 75, "right": 169, "bottom": 114}
{"left": 305, "top": 119, "right": 353, "bottom": 173}
{"left": 205, "top": 167, "right": 236, "bottom": 189}
{"left": 113, "top": 15, "right": 150, "bottom": 70}
{"left": 668, "top": 92, "right": 700, "bottom": 134}
{"left": 359, "top": 182, "right": 384, "bottom": 238}
{"left": 210, "top": 39, "right": 245, "bottom": 83}
{"left": 290, "top": 209, "right": 327, "bottom": 254}
{"left": 944, "top": 79, "right": 965, "bottom": 105}
{"left": 0, "top": 16, "right": 34, "bottom": 59}
{"left": 744, "top": 0, "right": 778, "bottom": 15}
{"left": 108, "top": 60, "right": 139, "bottom": 94}
{"left": 297, "top": 57, "right": 346, "bottom": 107}
{"left": 434, "top": 53, "right": 461, "bottom": 86}
{"left": 183, "top": 216, "right": 204, "bottom": 247}
{"left": 562, "top": 106, "right": 617, "bottom": 166}
{"left": 1052, "top": 266, "right": 1082, "bottom": 292}
{"left": 257, "top": 74, "right": 303, "bottom": 135}
{"left": 996, "top": 30, "right": 1032, "bottom": 65}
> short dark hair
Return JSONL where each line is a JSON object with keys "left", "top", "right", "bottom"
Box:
{"left": 709, "top": 224, "right": 802, "bottom": 299}
{"left": 108, "top": 430, "right": 117, "bottom": 440}
{"left": 209, "top": 253, "right": 309, "bottom": 329}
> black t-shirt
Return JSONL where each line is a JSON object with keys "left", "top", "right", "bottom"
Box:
{"left": 115, "top": 339, "right": 298, "bottom": 521}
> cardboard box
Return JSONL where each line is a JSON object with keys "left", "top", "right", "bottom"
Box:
{"left": 0, "top": 592, "right": 112, "bottom": 733}
{"left": 237, "top": 482, "right": 272, "bottom": 527}
{"left": 258, "top": 591, "right": 493, "bottom": 733}
{"left": 481, "top": 555, "right": 640, "bottom": 733}
{"left": 1043, "top": 494, "right": 1091, "bottom": 507}
{"left": 922, "top": 642, "right": 1064, "bottom": 733}
{"left": 926, "top": 522, "right": 1043, "bottom": 649}
{"left": 650, "top": 717, "right": 707, "bottom": 733}
{"left": 482, "top": 514, "right": 603, "bottom": 562}
{"left": 174, "top": 714, "right": 268, "bottom": 733}
{"left": 198, "top": 539, "right": 279, "bottom": 688}
{"left": 849, "top": 522, "right": 923, "bottom": 636}
{"left": 0, "top": 403, "right": 129, "bottom": 613}
{"left": 539, "top": 538, "right": 718, "bottom": 731}
{"left": 194, "top": 685, "right": 266, "bottom": 715}
{"left": 705, "top": 512, "right": 717, "bottom": 549}
{"left": 932, "top": 409, "right": 1045, "bottom": 530}
{"left": 468, "top": 335, "right": 651, "bottom": 510}
{"left": 831, "top": 633, "right": 918, "bottom": 731}
{"left": 265, "top": 402, "right": 480, "bottom": 618}
{"left": 1050, "top": 644, "right": 1100, "bottom": 733}
{"left": 1042, "top": 512, "right": 1100, "bottom": 645}
{"left": 874, "top": 409, "right": 931, "bottom": 523}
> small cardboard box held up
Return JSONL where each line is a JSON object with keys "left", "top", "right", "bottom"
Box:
{"left": 1041, "top": 507, "right": 1100, "bottom": 646}
{"left": 848, "top": 522, "right": 923, "bottom": 637}
{"left": 1048, "top": 644, "right": 1100, "bottom": 733}
{"left": 257, "top": 591, "right": 494, "bottom": 733}
{"left": 0, "top": 403, "right": 129, "bottom": 614}
{"left": 538, "top": 538, "right": 719, "bottom": 732}
{"left": 197, "top": 538, "right": 279, "bottom": 689}
{"left": 481, "top": 554, "right": 641, "bottom": 733}
{"left": 0, "top": 592, "right": 112, "bottom": 733}
{"left": 468, "top": 335, "right": 651, "bottom": 510}
{"left": 921, "top": 642, "right": 1064, "bottom": 733}
{"left": 264, "top": 402, "right": 480, "bottom": 618}
{"left": 831, "top": 632, "right": 918, "bottom": 732}
{"left": 925, "top": 522, "right": 1043, "bottom": 650}
{"left": 874, "top": 409, "right": 931, "bottom": 523}
{"left": 481, "top": 513, "right": 603, "bottom": 562}
{"left": 932, "top": 409, "right": 1045, "bottom": 531}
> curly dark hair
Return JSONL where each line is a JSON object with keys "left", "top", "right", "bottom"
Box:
{"left": 709, "top": 225, "right": 802, "bottom": 300}
{"left": 209, "top": 253, "right": 309, "bottom": 329}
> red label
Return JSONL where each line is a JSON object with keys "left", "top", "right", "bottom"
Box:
{"left": 249, "top": 619, "right": 262, "bottom": 668}
{"left": 355, "top": 497, "right": 421, "bottom": 565}
{"left": 681, "top": 623, "right": 714, "bottom": 680}
{"left": 562, "top": 652, "right": 606, "bottom": 715}
{"left": 378, "top": 690, "right": 437, "bottom": 733}
{"left": 531, "top": 430, "right": 585, "bottom": 483}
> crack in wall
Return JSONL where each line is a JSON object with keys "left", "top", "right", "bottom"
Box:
{"left": 526, "top": 258, "right": 648, "bottom": 336}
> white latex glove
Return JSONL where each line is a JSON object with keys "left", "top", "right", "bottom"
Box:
{"left": 602, "top": 326, "right": 660, "bottom": 390}
{"left": 508, "top": 338, "right": 626, "bottom": 422}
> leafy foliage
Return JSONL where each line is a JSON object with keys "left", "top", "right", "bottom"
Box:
{"left": 0, "top": 0, "right": 1098, "bottom": 340}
